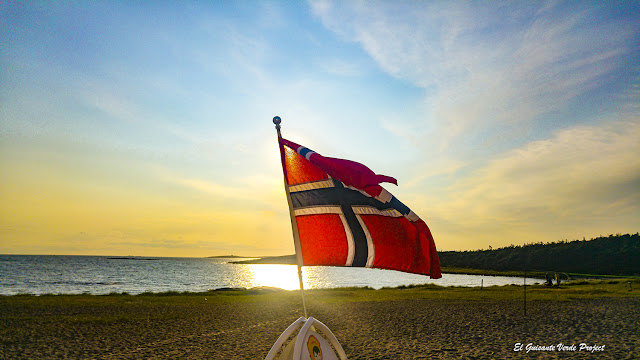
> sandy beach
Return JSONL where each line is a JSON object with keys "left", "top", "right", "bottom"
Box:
{"left": 1, "top": 287, "right": 638, "bottom": 359}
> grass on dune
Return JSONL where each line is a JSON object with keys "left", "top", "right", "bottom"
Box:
{"left": 2, "top": 279, "right": 638, "bottom": 306}
{"left": 306, "top": 278, "right": 640, "bottom": 303}
{"left": 1, "top": 280, "right": 638, "bottom": 328}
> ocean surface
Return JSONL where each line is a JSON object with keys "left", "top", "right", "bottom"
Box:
{"left": 0, "top": 255, "right": 539, "bottom": 295}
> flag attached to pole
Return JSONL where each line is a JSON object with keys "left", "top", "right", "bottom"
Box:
{"left": 278, "top": 137, "right": 441, "bottom": 279}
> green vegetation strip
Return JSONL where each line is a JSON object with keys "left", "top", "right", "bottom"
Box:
{"left": 2, "top": 279, "right": 638, "bottom": 310}
{"left": 0, "top": 281, "right": 637, "bottom": 332}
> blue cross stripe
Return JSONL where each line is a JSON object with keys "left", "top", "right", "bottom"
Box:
{"left": 297, "top": 146, "right": 315, "bottom": 159}
{"left": 290, "top": 181, "right": 412, "bottom": 217}
{"left": 290, "top": 179, "right": 414, "bottom": 267}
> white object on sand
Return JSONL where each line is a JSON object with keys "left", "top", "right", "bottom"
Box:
{"left": 265, "top": 317, "right": 347, "bottom": 360}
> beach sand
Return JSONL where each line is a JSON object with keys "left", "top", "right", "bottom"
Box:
{"left": 1, "top": 293, "right": 638, "bottom": 359}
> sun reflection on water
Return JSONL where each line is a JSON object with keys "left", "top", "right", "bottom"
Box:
{"left": 246, "top": 264, "right": 301, "bottom": 290}
{"left": 243, "top": 265, "right": 375, "bottom": 290}
{"left": 236, "top": 264, "right": 540, "bottom": 291}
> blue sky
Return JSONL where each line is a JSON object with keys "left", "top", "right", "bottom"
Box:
{"left": 1, "top": 1, "right": 638, "bottom": 256}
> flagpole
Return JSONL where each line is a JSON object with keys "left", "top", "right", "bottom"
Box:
{"left": 273, "top": 116, "right": 308, "bottom": 318}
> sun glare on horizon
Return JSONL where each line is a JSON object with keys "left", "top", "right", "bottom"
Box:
{"left": 246, "top": 264, "right": 301, "bottom": 290}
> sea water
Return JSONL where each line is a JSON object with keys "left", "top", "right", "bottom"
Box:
{"left": 0, "top": 255, "right": 539, "bottom": 295}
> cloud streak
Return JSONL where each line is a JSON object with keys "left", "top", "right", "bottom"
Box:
{"left": 427, "top": 119, "right": 640, "bottom": 248}
{"left": 311, "top": 1, "right": 639, "bottom": 149}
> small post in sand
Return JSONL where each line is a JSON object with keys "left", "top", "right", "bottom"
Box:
{"left": 523, "top": 267, "right": 527, "bottom": 317}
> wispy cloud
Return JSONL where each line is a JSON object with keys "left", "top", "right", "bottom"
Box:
{"left": 427, "top": 118, "right": 640, "bottom": 248}
{"left": 156, "top": 165, "right": 283, "bottom": 208}
{"left": 310, "top": 0, "right": 639, "bottom": 248}
{"left": 315, "top": 58, "right": 365, "bottom": 77}
{"left": 311, "top": 1, "right": 639, "bottom": 150}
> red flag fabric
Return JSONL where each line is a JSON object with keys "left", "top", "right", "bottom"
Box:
{"left": 279, "top": 137, "right": 441, "bottom": 278}
{"left": 279, "top": 138, "right": 397, "bottom": 197}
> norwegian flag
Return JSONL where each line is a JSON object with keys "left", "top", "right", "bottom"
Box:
{"left": 279, "top": 137, "right": 441, "bottom": 278}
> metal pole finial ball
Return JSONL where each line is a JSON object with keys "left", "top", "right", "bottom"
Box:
{"left": 273, "top": 116, "right": 281, "bottom": 125}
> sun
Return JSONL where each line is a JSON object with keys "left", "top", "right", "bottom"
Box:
{"left": 247, "top": 264, "right": 301, "bottom": 290}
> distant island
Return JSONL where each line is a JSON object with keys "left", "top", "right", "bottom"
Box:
{"left": 231, "top": 233, "right": 640, "bottom": 277}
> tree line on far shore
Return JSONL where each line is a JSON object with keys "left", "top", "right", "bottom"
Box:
{"left": 438, "top": 233, "right": 640, "bottom": 276}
